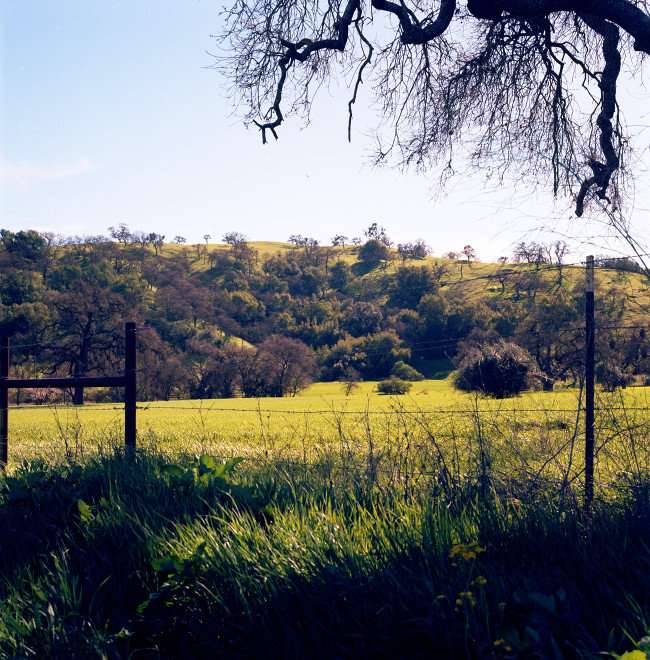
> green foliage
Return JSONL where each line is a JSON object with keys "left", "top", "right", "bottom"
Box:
{"left": 342, "top": 301, "right": 383, "bottom": 337}
{"left": 388, "top": 264, "right": 440, "bottom": 309}
{"left": 230, "top": 289, "right": 266, "bottom": 323}
{"left": 358, "top": 330, "right": 411, "bottom": 379}
{"left": 454, "top": 339, "right": 536, "bottom": 398}
{"left": 376, "top": 376, "right": 412, "bottom": 394}
{"left": 390, "top": 360, "right": 424, "bottom": 381}
{"left": 0, "top": 229, "right": 47, "bottom": 262}
{"left": 328, "top": 259, "right": 352, "bottom": 290}
{"left": 0, "top": 271, "right": 42, "bottom": 305}
{"left": 320, "top": 330, "right": 409, "bottom": 380}
{"left": 358, "top": 239, "right": 390, "bottom": 268}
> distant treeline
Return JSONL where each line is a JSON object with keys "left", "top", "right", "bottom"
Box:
{"left": 1, "top": 227, "right": 648, "bottom": 401}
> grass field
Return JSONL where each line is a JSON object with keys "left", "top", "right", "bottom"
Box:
{"left": 7, "top": 380, "right": 650, "bottom": 499}
{"left": 6, "top": 378, "right": 583, "bottom": 460}
{"left": 3, "top": 381, "right": 650, "bottom": 658}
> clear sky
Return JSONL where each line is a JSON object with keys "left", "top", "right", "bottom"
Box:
{"left": 2, "top": 1, "right": 649, "bottom": 263}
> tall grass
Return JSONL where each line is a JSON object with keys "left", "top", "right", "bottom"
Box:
{"left": 2, "top": 388, "right": 650, "bottom": 657}
{"left": 0, "top": 445, "right": 649, "bottom": 658}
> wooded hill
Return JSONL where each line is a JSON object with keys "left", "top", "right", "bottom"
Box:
{"left": 1, "top": 227, "right": 648, "bottom": 402}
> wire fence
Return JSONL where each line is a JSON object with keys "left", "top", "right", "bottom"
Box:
{"left": 6, "top": 353, "right": 650, "bottom": 507}
{"left": 8, "top": 400, "right": 650, "bottom": 416}
{"left": 3, "top": 255, "right": 650, "bottom": 502}
{"left": 8, "top": 387, "right": 647, "bottom": 508}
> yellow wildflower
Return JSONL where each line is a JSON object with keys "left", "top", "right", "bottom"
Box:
{"left": 449, "top": 541, "right": 485, "bottom": 561}
{"left": 456, "top": 591, "right": 476, "bottom": 607}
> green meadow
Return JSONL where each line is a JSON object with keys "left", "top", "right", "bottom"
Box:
{"left": 4, "top": 379, "right": 586, "bottom": 462}
{"left": 8, "top": 379, "right": 650, "bottom": 489}
{"left": 9, "top": 379, "right": 460, "bottom": 459}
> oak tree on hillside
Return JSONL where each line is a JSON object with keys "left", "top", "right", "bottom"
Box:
{"left": 45, "top": 283, "right": 130, "bottom": 405}
{"left": 258, "top": 335, "right": 317, "bottom": 396}
{"left": 359, "top": 239, "right": 390, "bottom": 268}
{"left": 223, "top": 231, "right": 248, "bottom": 245}
{"left": 219, "top": 0, "right": 650, "bottom": 223}
{"left": 397, "top": 240, "right": 431, "bottom": 264}
{"left": 329, "top": 259, "right": 353, "bottom": 290}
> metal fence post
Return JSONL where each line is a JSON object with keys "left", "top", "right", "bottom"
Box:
{"left": 125, "top": 322, "right": 137, "bottom": 450}
{"left": 585, "top": 255, "right": 595, "bottom": 509}
{"left": 1, "top": 337, "right": 8, "bottom": 467}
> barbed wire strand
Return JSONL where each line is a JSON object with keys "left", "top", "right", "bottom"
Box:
{"left": 8, "top": 401, "right": 650, "bottom": 416}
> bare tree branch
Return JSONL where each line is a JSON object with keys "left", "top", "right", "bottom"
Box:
{"left": 348, "top": 18, "right": 374, "bottom": 141}
{"left": 468, "top": 0, "right": 650, "bottom": 53}
{"left": 218, "top": 0, "right": 650, "bottom": 216}
{"left": 575, "top": 14, "right": 622, "bottom": 215}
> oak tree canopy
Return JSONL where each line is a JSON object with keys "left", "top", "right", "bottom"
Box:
{"left": 218, "top": 0, "right": 650, "bottom": 218}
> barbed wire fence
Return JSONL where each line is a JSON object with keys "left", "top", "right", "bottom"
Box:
{"left": 2, "top": 258, "right": 650, "bottom": 506}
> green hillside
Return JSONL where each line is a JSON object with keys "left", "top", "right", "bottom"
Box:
{"left": 1, "top": 228, "right": 648, "bottom": 403}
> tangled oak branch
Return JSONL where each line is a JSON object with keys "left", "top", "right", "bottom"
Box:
{"left": 219, "top": 0, "right": 650, "bottom": 216}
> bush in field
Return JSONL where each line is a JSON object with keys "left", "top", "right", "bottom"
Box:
{"left": 390, "top": 360, "right": 424, "bottom": 381}
{"left": 453, "top": 339, "right": 535, "bottom": 398}
{"left": 377, "top": 377, "right": 412, "bottom": 395}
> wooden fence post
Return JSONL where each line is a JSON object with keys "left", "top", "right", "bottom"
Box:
{"left": 1, "top": 337, "right": 8, "bottom": 467}
{"left": 124, "top": 322, "right": 137, "bottom": 450}
{"left": 0, "top": 324, "right": 137, "bottom": 462}
{"left": 585, "top": 255, "right": 595, "bottom": 509}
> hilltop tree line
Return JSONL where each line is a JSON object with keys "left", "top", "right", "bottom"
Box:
{"left": 1, "top": 227, "right": 648, "bottom": 402}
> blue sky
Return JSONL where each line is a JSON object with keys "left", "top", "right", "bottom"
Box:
{"left": 2, "top": 1, "right": 649, "bottom": 262}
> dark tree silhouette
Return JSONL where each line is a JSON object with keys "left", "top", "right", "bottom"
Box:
{"left": 359, "top": 239, "right": 390, "bottom": 268}
{"left": 218, "top": 0, "right": 650, "bottom": 219}
{"left": 454, "top": 338, "right": 537, "bottom": 398}
{"left": 45, "top": 283, "right": 129, "bottom": 405}
{"left": 223, "top": 231, "right": 248, "bottom": 245}
{"left": 108, "top": 224, "right": 132, "bottom": 246}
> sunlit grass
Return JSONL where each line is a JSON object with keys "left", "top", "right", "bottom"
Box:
{"left": 8, "top": 377, "right": 575, "bottom": 456}
{"left": 1, "top": 443, "right": 650, "bottom": 657}
{"left": 7, "top": 381, "right": 650, "bottom": 502}
{"left": 3, "top": 382, "right": 650, "bottom": 657}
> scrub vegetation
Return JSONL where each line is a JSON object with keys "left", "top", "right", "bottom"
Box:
{"left": 3, "top": 228, "right": 650, "bottom": 406}
{"left": 2, "top": 383, "right": 650, "bottom": 658}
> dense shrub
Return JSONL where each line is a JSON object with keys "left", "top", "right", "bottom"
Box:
{"left": 390, "top": 360, "right": 424, "bottom": 381}
{"left": 376, "top": 377, "right": 412, "bottom": 395}
{"left": 320, "top": 331, "right": 410, "bottom": 381}
{"left": 453, "top": 339, "right": 535, "bottom": 398}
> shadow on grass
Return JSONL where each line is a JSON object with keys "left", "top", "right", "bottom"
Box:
{"left": 2, "top": 452, "right": 650, "bottom": 658}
